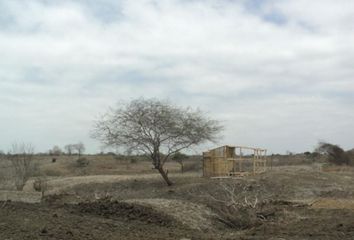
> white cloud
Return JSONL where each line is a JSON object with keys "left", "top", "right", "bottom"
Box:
{"left": 0, "top": 0, "right": 353, "bottom": 153}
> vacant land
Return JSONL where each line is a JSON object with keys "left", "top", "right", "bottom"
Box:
{"left": 1, "top": 154, "right": 354, "bottom": 239}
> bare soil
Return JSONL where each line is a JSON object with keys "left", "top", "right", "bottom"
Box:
{"left": 0, "top": 201, "right": 209, "bottom": 240}
{"left": 1, "top": 157, "right": 354, "bottom": 239}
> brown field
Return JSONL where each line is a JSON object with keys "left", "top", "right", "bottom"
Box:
{"left": 1, "top": 154, "right": 354, "bottom": 239}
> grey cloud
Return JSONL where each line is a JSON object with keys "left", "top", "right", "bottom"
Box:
{"left": 0, "top": 0, "right": 353, "bottom": 153}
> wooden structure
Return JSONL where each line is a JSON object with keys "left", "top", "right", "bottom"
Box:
{"left": 203, "top": 145, "right": 267, "bottom": 177}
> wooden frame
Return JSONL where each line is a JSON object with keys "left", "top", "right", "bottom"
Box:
{"left": 203, "top": 145, "right": 267, "bottom": 177}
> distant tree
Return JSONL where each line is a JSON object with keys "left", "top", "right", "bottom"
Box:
{"left": 304, "top": 151, "right": 311, "bottom": 156}
{"left": 73, "top": 142, "right": 85, "bottom": 159}
{"left": 64, "top": 144, "right": 74, "bottom": 155}
{"left": 0, "top": 150, "right": 5, "bottom": 164}
{"left": 8, "top": 143, "right": 35, "bottom": 190}
{"left": 172, "top": 152, "right": 189, "bottom": 173}
{"left": 286, "top": 150, "right": 293, "bottom": 156}
{"left": 347, "top": 149, "right": 354, "bottom": 165}
{"left": 92, "top": 98, "right": 223, "bottom": 186}
{"left": 49, "top": 145, "right": 62, "bottom": 156}
{"left": 316, "top": 142, "right": 351, "bottom": 165}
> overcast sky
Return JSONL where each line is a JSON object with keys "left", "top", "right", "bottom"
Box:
{"left": 0, "top": 0, "right": 353, "bottom": 154}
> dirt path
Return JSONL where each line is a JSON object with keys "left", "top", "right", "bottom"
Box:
{"left": 23, "top": 173, "right": 200, "bottom": 195}
{"left": 311, "top": 198, "right": 354, "bottom": 210}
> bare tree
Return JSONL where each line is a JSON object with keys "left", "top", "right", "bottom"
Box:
{"left": 73, "top": 142, "right": 85, "bottom": 159}
{"left": 92, "top": 98, "right": 222, "bottom": 186}
{"left": 8, "top": 143, "right": 35, "bottom": 191}
{"left": 64, "top": 144, "right": 74, "bottom": 155}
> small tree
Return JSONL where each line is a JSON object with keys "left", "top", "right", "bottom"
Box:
{"left": 49, "top": 145, "right": 62, "bottom": 156}
{"left": 8, "top": 143, "right": 35, "bottom": 191}
{"left": 172, "top": 152, "right": 189, "bottom": 173}
{"left": 64, "top": 144, "right": 74, "bottom": 155}
{"left": 92, "top": 98, "right": 222, "bottom": 186}
{"left": 73, "top": 142, "right": 85, "bottom": 159}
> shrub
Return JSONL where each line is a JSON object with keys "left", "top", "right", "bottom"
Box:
{"left": 347, "top": 149, "right": 354, "bottom": 166}
{"left": 212, "top": 203, "right": 260, "bottom": 229}
{"left": 33, "top": 177, "right": 47, "bottom": 197}
{"left": 76, "top": 157, "right": 89, "bottom": 167}
{"left": 129, "top": 157, "right": 138, "bottom": 164}
{"left": 206, "top": 182, "right": 263, "bottom": 229}
{"left": 316, "top": 142, "right": 351, "bottom": 165}
{"left": 8, "top": 143, "right": 35, "bottom": 191}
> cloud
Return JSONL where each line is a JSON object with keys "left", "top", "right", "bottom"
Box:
{"left": 0, "top": 0, "right": 353, "bottom": 153}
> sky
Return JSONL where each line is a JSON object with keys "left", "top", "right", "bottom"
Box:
{"left": 0, "top": 0, "right": 353, "bottom": 154}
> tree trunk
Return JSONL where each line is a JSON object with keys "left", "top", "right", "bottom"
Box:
{"left": 157, "top": 167, "right": 173, "bottom": 186}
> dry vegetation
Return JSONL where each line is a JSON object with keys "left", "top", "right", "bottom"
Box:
{"left": 1, "top": 152, "right": 354, "bottom": 239}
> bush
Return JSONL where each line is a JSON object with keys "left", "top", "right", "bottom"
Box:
{"left": 212, "top": 204, "right": 260, "bottom": 229}
{"left": 8, "top": 143, "right": 35, "bottom": 190}
{"left": 347, "top": 149, "right": 354, "bottom": 166}
{"left": 33, "top": 177, "right": 47, "bottom": 197}
{"left": 129, "top": 157, "right": 138, "bottom": 164}
{"left": 205, "top": 182, "right": 263, "bottom": 229}
{"left": 76, "top": 157, "right": 89, "bottom": 167}
{"left": 316, "top": 142, "right": 352, "bottom": 165}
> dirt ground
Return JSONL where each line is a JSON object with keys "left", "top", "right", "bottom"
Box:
{"left": 1, "top": 156, "right": 354, "bottom": 239}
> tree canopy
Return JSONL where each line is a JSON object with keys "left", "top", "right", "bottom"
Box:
{"left": 92, "top": 98, "right": 223, "bottom": 185}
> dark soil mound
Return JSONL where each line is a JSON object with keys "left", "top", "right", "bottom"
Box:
{"left": 0, "top": 201, "right": 203, "bottom": 240}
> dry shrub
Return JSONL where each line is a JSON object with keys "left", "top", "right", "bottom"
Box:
{"left": 8, "top": 143, "right": 35, "bottom": 191}
{"left": 206, "top": 183, "right": 264, "bottom": 229}
{"left": 76, "top": 157, "right": 89, "bottom": 167}
{"left": 347, "top": 149, "right": 354, "bottom": 166}
{"left": 129, "top": 157, "right": 138, "bottom": 164}
{"left": 212, "top": 203, "right": 260, "bottom": 229}
{"left": 33, "top": 177, "right": 48, "bottom": 197}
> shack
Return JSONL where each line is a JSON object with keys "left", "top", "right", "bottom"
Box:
{"left": 203, "top": 145, "right": 267, "bottom": 177}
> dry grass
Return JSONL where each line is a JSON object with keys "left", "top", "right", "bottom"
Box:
{"left": 321, "top": 165, "right": 354, "bottom": 172}
{"left": 311, "top": 198, "right": 354, "bottom": 210}
{"left": 2, "top": 153, "right": 354, "bottom": 239}
{"left": 1, "top": 154, "right": 190, "bottom": 190}
{"left": 34, "top": 155, "right": 185, "bottom": 177}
